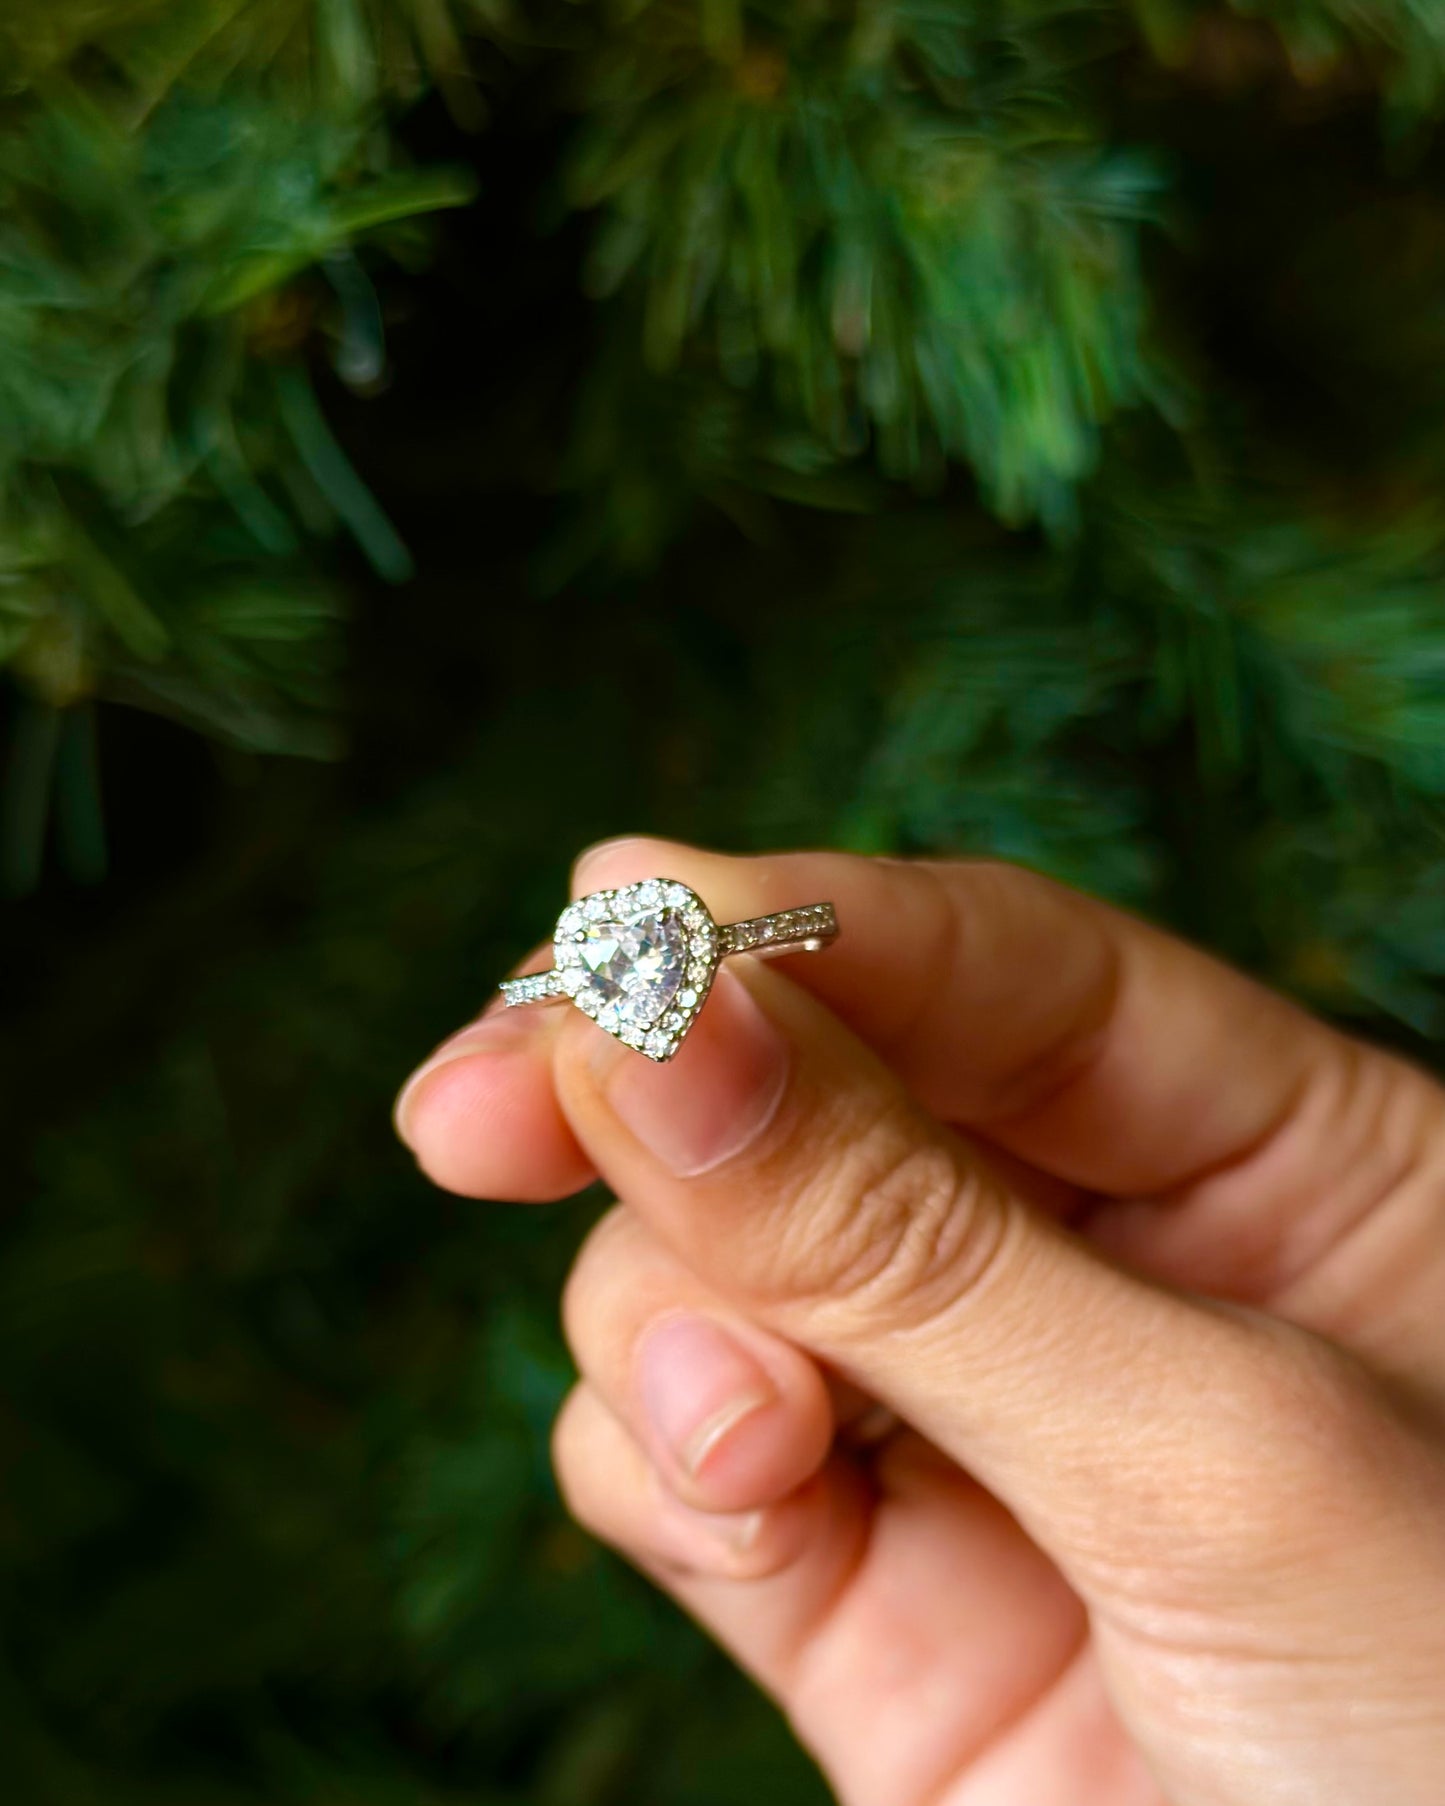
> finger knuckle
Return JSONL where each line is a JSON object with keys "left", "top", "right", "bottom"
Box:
{"left": 776, "top": 1101, "right": 1010, "bottom": 1339}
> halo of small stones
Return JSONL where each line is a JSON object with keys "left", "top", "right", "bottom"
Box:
{"left": 553, "top": 878, "right": 719, "bottom": 1063}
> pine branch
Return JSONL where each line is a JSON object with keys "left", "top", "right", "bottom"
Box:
{"left": 566, "top": 0, "right": 1168, "bottom": 531}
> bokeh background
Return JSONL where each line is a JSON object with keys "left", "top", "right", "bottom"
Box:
{"left": 5, "top": 3, "right": 1445, "bottom": 1801}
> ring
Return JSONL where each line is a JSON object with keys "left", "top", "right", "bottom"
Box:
{"left": 498, "top": 877, "right": 839, "bottom": 1062}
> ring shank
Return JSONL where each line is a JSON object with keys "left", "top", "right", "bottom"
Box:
{"left": 717, "top": 902, "right": 838, "bottom": 959}
{"left": 498, "top": 900, "right": 837, "bottom": 1007}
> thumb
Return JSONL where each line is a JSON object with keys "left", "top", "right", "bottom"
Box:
{"left": 552, "top": 955, "right": 1392, "bottom": 1597}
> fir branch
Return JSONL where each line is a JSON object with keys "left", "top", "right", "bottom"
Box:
{"left": 566, "top": 0, "right": 1168, "bottom": 531}
{"left": 0, "top": 87, "right": 472, "bottom": 786}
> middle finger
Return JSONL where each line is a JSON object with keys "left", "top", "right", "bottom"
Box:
{"left": 562, "top": 1203, "right": 835, "bottom": 1514}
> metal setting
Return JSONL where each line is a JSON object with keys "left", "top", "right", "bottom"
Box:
{"left": 498, "top": 878, "right": 839, "bottom": 1062}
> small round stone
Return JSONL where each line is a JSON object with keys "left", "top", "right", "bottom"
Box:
{"left": 679, "top": 988, "right": 697, "bottom": 1009}
{"left": 665, "top": 884, "right": 690, "bottom": 908}
{"left": 645, "top": 1028, "right": 672, "bottom": 1059}
{"left": 584, "top": 894, "right": 608, "bottom": 921}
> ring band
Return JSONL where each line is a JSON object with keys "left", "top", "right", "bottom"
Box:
{"left": 499, "top": 877, "right": 839, "bottom": 1062}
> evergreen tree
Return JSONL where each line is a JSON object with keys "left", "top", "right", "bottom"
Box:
{"left": 3, "top": 4, "right": 1445, "bottom": 1802}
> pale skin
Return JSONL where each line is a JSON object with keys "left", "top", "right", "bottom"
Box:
{"left": 395, "top": 839, "right": 1445, "bottom": 1806}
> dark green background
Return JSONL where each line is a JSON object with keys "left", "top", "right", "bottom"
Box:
{"left": 5, "top": 3, "right": 1445, "bottom": 1801}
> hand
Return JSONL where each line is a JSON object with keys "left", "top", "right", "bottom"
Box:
{"left": 396, "top": 840, "right": 1445, "bottom": 1806}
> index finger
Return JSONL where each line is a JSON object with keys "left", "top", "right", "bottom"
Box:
{"left": 569, "top": 836, "right": 1351, "bottom": 1198}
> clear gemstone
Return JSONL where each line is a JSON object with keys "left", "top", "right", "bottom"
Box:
{"left": 576, "top": 907, "right": 687, "bottom": 1028}
{"left": 645, "top": 1028, "right": 672, "bottom": 1059}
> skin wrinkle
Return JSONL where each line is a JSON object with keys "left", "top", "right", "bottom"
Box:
{"left": 1270, "top": 1065, "right": 1445, "bottom": 1310}
{"left": 1082, "top": 1034, "right": 1445, "bottom": 1360}
{"left": 872, "top": 860, "right": 1126, "bottom": 1135}
{"left": 1143, "top": 1037, "right": 1445, "bottom": 1324}
{"left": 779, "top": 1119, "right": 1008, "bottom": 1339}
{"left": 1149, "top": 1048, "right": 1330, "bottom": 1225}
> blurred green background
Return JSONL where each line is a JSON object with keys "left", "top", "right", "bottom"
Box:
{"left": 5, "top": 2, "right": 1445, "bottom": 1801}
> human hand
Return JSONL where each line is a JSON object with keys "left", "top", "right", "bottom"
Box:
{"left": 396, "top": 840, "right": 1445, "bottom": 1806}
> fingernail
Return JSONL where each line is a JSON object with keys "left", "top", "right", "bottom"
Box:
{"left": 689, "top": 1505, "right": 765, "bottom": 1555}
{"left": 573, "top": 834, "right": 650, "bottom": 890}
{"left": 593, "top": 968, "right": 789, "bottom": 1177}
{"left": 394, "top": 1008, "right": 533, "bottom": 1148}
{"left": 659, "top": 1490, "right": 766, "bottom": 1561}
{"left": 637, "top": 1314, "right": 777, "bottom": 1479}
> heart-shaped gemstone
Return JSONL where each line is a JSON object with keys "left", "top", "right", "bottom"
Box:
{"left": 577, "top": 909, "right": 686, "bottom": 1026}
{"left": 554, "top": 879, "right": 719, "bottom": 1061}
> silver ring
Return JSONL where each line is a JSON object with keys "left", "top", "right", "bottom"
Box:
{"left": 498, "top": 877, "right": 839, "bottom": 1062}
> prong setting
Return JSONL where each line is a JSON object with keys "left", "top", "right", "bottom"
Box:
{"left": 554, "top": 878, "right": 719, "bottom": 1062}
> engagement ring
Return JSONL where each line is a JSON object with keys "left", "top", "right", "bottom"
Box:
{"left": 499, "top": 878, "right": 839, "bottom": 1062}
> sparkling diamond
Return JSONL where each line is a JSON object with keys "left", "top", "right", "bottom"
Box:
{"left": 576, "top": 907, "right": 687, "bottom": 1028}
{"left": 645, "top": 1028, "right": 673, "bottom": 1060}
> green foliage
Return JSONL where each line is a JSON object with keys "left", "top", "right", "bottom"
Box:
{"left": 6, "top": 1, "right": 1445, "bottom": 1803}
{"left": 0, "top": 57, "right": 473, "bottom": 884}
{"left": 1232, "top": 0, "right": 1445, "bottom": 109}
{"left": 570, "top": 0, "right": 1166, "bottom": 527}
